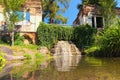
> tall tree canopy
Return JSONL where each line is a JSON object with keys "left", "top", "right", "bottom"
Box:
{"left": 82, "top": 0, "right": 100, "bottom": 5}
{"left": 41, "top": 0, "right": 70, "bottom": 24}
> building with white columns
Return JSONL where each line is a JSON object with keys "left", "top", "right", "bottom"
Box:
{"left": 73, "top": 4, "right": 120, "bottom": 28}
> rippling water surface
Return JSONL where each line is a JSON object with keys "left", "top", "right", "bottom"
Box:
{"left": 0, "top": 55, "right": 120, "bottom": 80}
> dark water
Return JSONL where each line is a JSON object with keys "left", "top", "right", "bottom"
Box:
{"left": 0, "top": 55, "right": 120, "bottom": 80}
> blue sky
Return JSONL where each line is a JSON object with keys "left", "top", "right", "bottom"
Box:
{"left": 63, "top": 0, "right": 81, "bottom": 25}
{"left": 64, "top": 0, "right": 120, "bottom": 25}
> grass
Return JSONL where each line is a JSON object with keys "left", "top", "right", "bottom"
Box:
{"left": 0, "top": 42, "right": 49, "bottom": 61}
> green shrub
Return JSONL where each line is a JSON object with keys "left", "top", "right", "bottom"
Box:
{"left": 37, "top": 23, "right": 96, "bottom": 49}
{"left": 37, "top": 23, "right": 73, "bottom": 49}
{"left": 85, "top": 46, "right": 101, "bottom": 57}
{"left": 72, "top": 25, "right": 97, "bottom": 49}
{"left": 14, "top": 32, "right": 24, "bottom": 45}
{"left": 92, "top": 26, "right": 120, "bottom": 57}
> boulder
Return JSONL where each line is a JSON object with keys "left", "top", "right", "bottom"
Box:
{"left": 39, "top": 47, "right": 49, "bottom": 54}
{"left": 0, "top": 46, "right": 13, "bottom": 55}
{"left": 4, "top": 55, "right": 26, "bottom": 61}
{"left": 0, "top": 46, "right": 26, "bottom": 60}
{"left": 52, "top": 41, "right": 81, "bottom": 56}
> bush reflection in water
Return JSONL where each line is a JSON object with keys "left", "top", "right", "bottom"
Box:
{"left": 0, "top": 56, "right": 120, "bottom": 80}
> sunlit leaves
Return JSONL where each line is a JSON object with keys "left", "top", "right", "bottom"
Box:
{"left": 41, "top": 0, "right": 70, "bottom": 23}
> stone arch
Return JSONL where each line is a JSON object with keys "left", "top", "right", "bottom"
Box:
{"left": 23, "top": 34, "right": 33, "bottom": 44}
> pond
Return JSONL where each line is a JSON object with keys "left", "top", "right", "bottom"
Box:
{"left": 0, "top": 55, "right": 120, "bottom": 80}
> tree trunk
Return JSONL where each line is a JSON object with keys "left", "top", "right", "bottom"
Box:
{"left": 11, "top": 31, "right": 14, "bottom": 46}
{"left": 49, "top": 18, "right": 54, "bottom": 24}
{"left": 42, "top": 14, "right": 45, "bottom": 22}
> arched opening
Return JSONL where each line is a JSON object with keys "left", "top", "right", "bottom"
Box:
{"left": 23, "top": 34, "right": 33, "bottom": 44}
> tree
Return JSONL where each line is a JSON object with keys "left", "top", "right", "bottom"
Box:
{"left": 2, "top": 0, "right": 25, "bottom": 46}
{"left": 41, "top": 0, "right": 70, "bottom": 24}
{"left": 77, "top": 0, "right": 100, "bottom": 11}
{"left": 99, "top": 0, "right": 116, "bottom": 27}
{"left": 82, "top": 0, "right": 100, "bottom": 5}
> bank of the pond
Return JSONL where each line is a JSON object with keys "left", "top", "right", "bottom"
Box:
{"left": 0, "top": 44, "right": 51, "bottom": 62}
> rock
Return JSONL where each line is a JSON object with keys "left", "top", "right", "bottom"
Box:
{"left": 0, "top": 46, "right": 26, "bottom": 60}
{"left": 0, "top": 62, "right": 24, "bottom": 78}
{"left": 0, "top": 46, "right": 13, "bottom": 55}
{"left": 24, "top": 39, "right": 29, "bottom": 45}
{"left": 39, "top": 47, "right": 49, "bottom": 54}
{"left": 4, "top": 55, "right": 26, "bottom": 61}
{"left": 52, "top": 41, "right": 81, "bottom": 56}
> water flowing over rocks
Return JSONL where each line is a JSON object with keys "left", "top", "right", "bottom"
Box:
{"left": 51, "top": 41, "right": 81, "bottom": 71}
{"left": 52, "top": 41, "right": 81, "bottom": 56}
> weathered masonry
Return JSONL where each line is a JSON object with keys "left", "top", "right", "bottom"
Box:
{"left": 0, "top": 0, "right": 42, "bottom": 44}
{"left": 73, "top": 5, "right": 120, "bottom": 28}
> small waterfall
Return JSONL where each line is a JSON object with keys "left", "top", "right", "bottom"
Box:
{"left": 52, "top": 41, "right": 81, "bottom": 71}
{"left": 53, "top": 41, "right": 81, "bottom": 56}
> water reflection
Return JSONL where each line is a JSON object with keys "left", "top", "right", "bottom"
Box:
{"left": 0, "top": 62, "right": 24, "bottom": 78}
{"left": 54, "top": 55, "right": 81, "bottom": 71}
{"left": 0, "top": 57, "right": 120, "bottom": 80}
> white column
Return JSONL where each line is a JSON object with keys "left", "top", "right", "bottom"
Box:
{"left": 94, "top": 16, "right": 97, "bottom": 28}
{"left": 83, "top": 15, "right": 86, "bottom": 25}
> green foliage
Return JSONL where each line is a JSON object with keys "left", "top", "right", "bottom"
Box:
{"left": 72, "top": 25, "right": 97, "bottom": 49}
{"left": 37, "top": 23, "right": 96, "bottom": 49}
{"left": 35, "top": 53, "right": 44, "bottom": 59}
{"left": 21, "top": 44, "right": 39, "bottom": 50}
{"left": 3, "top": 0, "right": 25, "bottom": 46}
{"left": 42, "top": 0, "right": 70, "bottom": 23}
{"left": 37, "top": 23, "right": 73, "bottom": 49}
{"left": 3, "top": 0, "right": 25, "bottom": 30}
{"left": 85, "top": 46, "right": 101, "bottom": 56}
{"left": 14, "top": 32, "right": 24, "bottom": 45}
{"left": 24, "top": 54, "right": 32, "bottom": 60}
{"left": 95, "top": 26, "right": 120, "bottom": 57}
{"left": 82, "top": 0, "right": 100, "bottom": 5}
{"left": 99, "top": 0, "right": 116, "bottom": 27}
